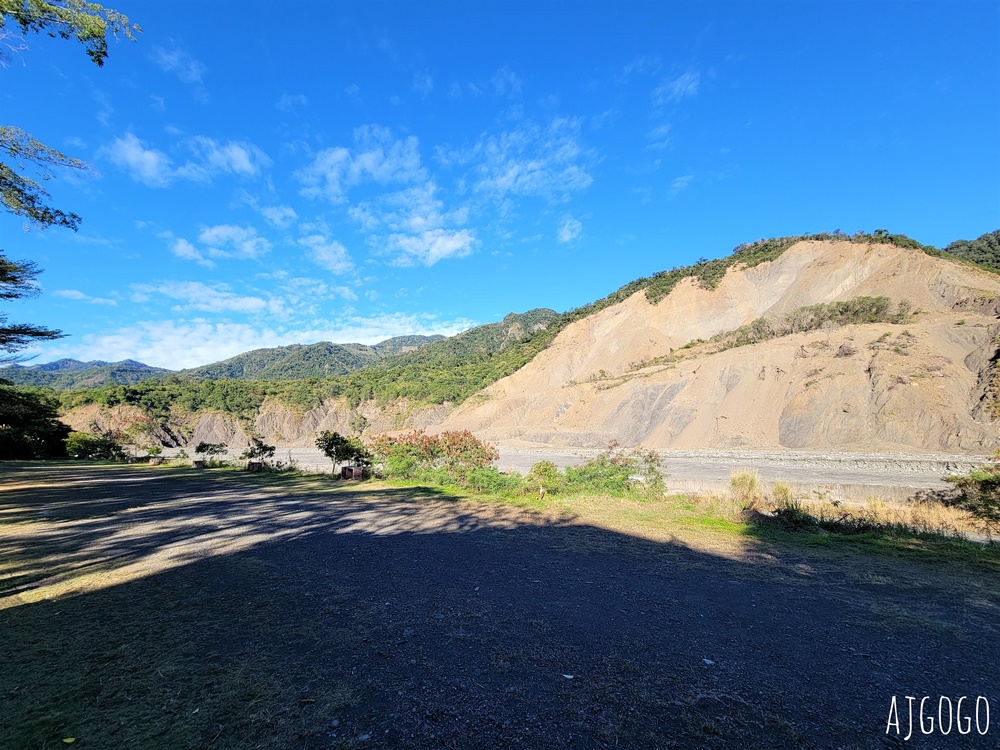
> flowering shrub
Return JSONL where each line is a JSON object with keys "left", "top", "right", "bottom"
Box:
{"left": 370, "top": 429, "right": 499, "bottom": 484}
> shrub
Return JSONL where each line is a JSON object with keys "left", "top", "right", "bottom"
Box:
{"left": 563, "top": 441, "right": 666, "bottom": 498}
{"left": 467, "top": 466, "right": 523, "bottom": 496}
{"left": 730, "top": 469, "right": 763, "bottom": 510}
{"left": 369, "top": 429, "right": 499, "bottom": 486}
{"left": 525, "top": 460, "right": 565, "bottom": 495}
{"left": 65, "top": 429, "right": 126, "bottom": 461}
{"left": 944, "top": 453, "right": 1000, "bottom": 541}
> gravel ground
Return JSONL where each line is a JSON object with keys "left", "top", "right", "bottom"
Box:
{"left": 2, "top": 464, "right": 997, "bottom": 749}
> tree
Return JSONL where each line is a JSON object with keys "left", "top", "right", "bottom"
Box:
{"left": 316, "top": 430, "right": 372, "bottom": 472}
{"left": 241, "top": 437, "right": 276, "bottom": 461}
{"left": 194, "top": 442, "right": 227, "bottom": 460}
{"left": 0, "top": 380, "right": 70, "bottom": 457}
{"left": 1, "top": 1, "right": 139, "bottom": 358}
{"left": 0, "top": 252, "right": 63, "bottom": 361}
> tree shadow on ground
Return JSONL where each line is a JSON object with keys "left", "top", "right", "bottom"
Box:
{"left": 0, "top": 463, "right": 996, "bottom": 749}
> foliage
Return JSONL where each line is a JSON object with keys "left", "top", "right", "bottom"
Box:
{"left": 937, "top": 229, "right": 1000, "bottom": 273}
{"left": 0, "top": 382, "right": 69, "bottom": 457}
{"left": 0, "top": 0, "right": 139, "bottom": 67}
{"left": 315, "top": 430, "right": 371, "bottom": 469}
{"left": 944, "top": 453, "right": 1000, "bottom": 541}
{"left": 525, "top": 460, "right": 566, "bottom": 495}
{"left": 64, "top": 427, "right": 124, "bottom": 460}
{"left": 1, "top": 1, "right": 137, "bottom": 363}
{"left": 194, "top": 442, "right": 226, "bottom": 458}
{"left": 730, "top": 470, "right": 764, "bottom": 510}
{"left": 564, "top": 441, "right": 666, "bottom": 499}
{"left": 370, "top": 429, "right": 499, "bottom": 485}
{"left": 241, "top": 437, "right": 275, "bottom": 461}
{"left": 0, "top": 252, "right": 63, "bottom": 362}
{"left": 708, "top": 296, "right": 911, "bottom": 351}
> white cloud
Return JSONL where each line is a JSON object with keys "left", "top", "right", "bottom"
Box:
{"left": 152, "top": 46, "right": 206, "bottom": 83}
{"left": 260, "top": 204, "right": 298, "bottom": 229}
{"left": 103, "top": 132, "right": 173, "bottom": 187}
{"left": 103, "top": 133, "right": 270, "bottom": 187}
{"left": 170, "top": 238, "right": 214, "bottom": 267}
{"left": 668, "top": 174, "right": 694, "bottom": 198}
{"left": 239, "top": 192, "right": 298, "bottom": 229}
{"left": 386, "top": 228, "right": 477, "bottom": 266}
{"left": 53, "top": 289, "right": 117, "bottom": 306}
{"left": 299, "top": 235, "right": 354, "bottom": 274}
{"left": 28, "top": 314, "right": 479, "bottom": 369}
{"left": 296, "top": 125, "right": 425, "bottom": 203}
{"left": 348, "top": 182, "right": 477, "bottom": 266}
{"left": 176, "top": 136, "right": 271, "bottom": 181}
{"left": 132, "top": 281, "right": 267, "bottom": 314}
{"left": 652, "top": 70, "right": 700, "bottom": 105}
{"left": 198, "top": 224, "right": 271, "bottom": 259}
{"left": 440, "top": 117, "right": 594, "bottom": 202}
{"left": 557, "top": 216, "right": 583, "bottom": 244}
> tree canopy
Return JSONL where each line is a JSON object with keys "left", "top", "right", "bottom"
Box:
{"left": 1, "top": 0, "right": 137, "bottom": 360}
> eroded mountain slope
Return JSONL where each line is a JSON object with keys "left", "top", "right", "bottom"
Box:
{"left": 438, "top": 241, "right": 1000, "bottom": 452}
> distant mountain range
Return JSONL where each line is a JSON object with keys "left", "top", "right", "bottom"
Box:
{"left": 0, "top": 359, "right": 171, "bottom": 389}
{"left": 0, "top": 332, "right": 483, "bottom": 389}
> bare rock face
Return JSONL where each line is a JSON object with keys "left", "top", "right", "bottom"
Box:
{"left": 437, "top": 241, "right": 1000, "bottom": 454}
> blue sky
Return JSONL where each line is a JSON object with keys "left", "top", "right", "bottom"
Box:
{"left": 3, "top": 0, "right": 998, "bottom": 369}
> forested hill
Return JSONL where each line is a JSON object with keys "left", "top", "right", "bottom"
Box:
{"left": 0, "top": 359, "right": 169, "bottom": 389}
{"left": 0, "top": 335, "right": 445, "bottom": 390}
{"left": 938, "top": 230, "right": 1000, "bottom": 271}
{"left": 174, "top": 335, "right": 444, "bottom": 382}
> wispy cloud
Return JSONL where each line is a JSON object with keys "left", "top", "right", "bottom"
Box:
{"left": 668, "top": 174, "right": 694, "bottom": 198}
{"left": 176, "top": 137, "right": 272, "bottom": 181}
{"left": 296, "top": 125, "right": 425, "bottom": 203}
{"left": 412, "top": 71, "right": 433, "bottom": 96}
{"left": 386, "top": 228, "right": 477, "bottom": 266}
{"left": 557, "top": 215, "right": 582, "bottom": 244}
{"left": 646, "top": 123, "right": 671, "bottom": 150}
{"left": 275, "top": 92, "right": 308, "bottom": 111}
{"left": 169, "top": 238, "right": 214, "bottom": 267}
{"left": 103, "top": 132, "right": 173, "bottom": 187}
{"left": 53, "top": 289, "right": 117, "bottom": 306}
{"left": 491, "top": 66, "right": 523, "bottom": 98}
{"left": 132, "top": 281, "right": 268, "bottom": 314}
{"left": 151, "top": 46, "right": 206, "bottom": 84}
{"left": 652, "top": 70, "right": 700, "bottom": 105}
{"left": 103, "top": 133, "right": 271, "bottom": 187}
{"left": 198, "top": 224, "right": 271, "bottom": 259}
{"left": 239, "top": 192, "right": 298, "bottom": 229}
{"left": 299, "top": 235, "right": 355, "bottom": 275}
{"left": 439, "top": 117, "right": 594, "bottom": 202}
{"left": 349, "top": 182, "right": 476, "bottom": 266}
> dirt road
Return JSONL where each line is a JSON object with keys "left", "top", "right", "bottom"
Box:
{"left": 1, "top": 463, "right": 997, "bottom": 748}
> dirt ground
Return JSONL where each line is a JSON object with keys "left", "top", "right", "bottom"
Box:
{"left": 1, "top": 463, "right": 998, "bottom": 749}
